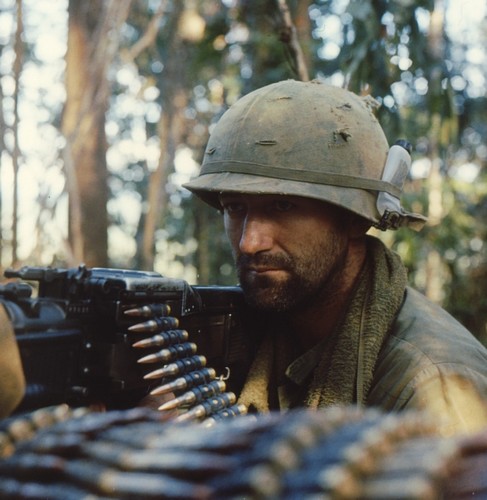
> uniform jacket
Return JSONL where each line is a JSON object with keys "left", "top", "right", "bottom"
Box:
{"left": 367, "top": 286, "right": 487, "bottom": 435}
{"left": 236, "top": 238, "right": 487, "bottom": 436}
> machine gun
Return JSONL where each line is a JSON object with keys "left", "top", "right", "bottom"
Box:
{"left": 0, "top": 265, "right": 257, "bottom": 413}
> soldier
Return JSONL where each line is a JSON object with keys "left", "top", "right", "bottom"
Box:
{"left": 184, "top": 79, "right": 487, "bottom": 436}
{"left": 0, "top": 304, "right": 25, "bottom": 418}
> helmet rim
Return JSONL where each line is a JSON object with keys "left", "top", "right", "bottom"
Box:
{"left": 184, "top": 171, "right": 379, "bottom": 224}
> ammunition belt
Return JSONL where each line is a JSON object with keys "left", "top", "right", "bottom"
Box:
{"left": 0, "top": 304, "right": 486, "bottom": 498}
{"left": 0, "top": 405, "right": 486, "bottom": 498}
{"left": 126, "top": 303, "right": 247, "bottom": 422}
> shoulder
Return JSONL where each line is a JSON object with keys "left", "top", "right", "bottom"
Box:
{"left": 368, "top": 287, "right": 487, "bottom": 410}
{"left": 382, "top": 287, "right": 487, "bottom": 366}
{"left": 392, "top": 287, "right": 487, "bottom": 360}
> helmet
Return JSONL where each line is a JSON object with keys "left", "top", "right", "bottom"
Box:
{"left": 184, "top": 79, "right": 426, "bottom": 231}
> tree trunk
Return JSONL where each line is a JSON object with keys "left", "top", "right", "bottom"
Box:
{"left": 11, "top": 0, "right": 23, "bottom": 268}
{"left": 139, "top": 2, "right": 187, "bottom": 271}
{"left": 0, "top": 60, "right": 3, "bottom": 270}
{"left": 62, "top": 0, "right": 110, "bottom": 267}
{"left": 425, "top": 0, "right": 447, "bottom": 302}
{"left": 294, "top": 0, "right": 313, "bottom": 76}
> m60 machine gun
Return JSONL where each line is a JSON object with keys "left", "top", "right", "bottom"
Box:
{"left": 1, "top": 265, "right": 255, "bottom": 414}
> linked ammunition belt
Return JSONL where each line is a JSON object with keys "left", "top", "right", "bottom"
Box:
{"left": 0, "top": 405, "right": 486, "bottom": 499}
{"left": 0, "top": 304, "right": 486, "bottom": 498}
{"left": 123, "top": 302, "right": 248, "bottom": 422}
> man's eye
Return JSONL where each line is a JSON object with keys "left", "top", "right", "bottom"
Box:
{"left": 222, "top": 202, "right": 245, "bottom": 214}
{"left": 273, "top": 200, "right": 295, "bottom": 212}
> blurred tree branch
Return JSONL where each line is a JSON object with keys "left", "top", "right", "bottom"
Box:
{"left": 277, "top": 0, "right": 310, "bottom": 81}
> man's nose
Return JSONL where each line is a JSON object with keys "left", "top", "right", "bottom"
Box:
{"left": 238, "top": 216, "right": 274, "bottom": 255}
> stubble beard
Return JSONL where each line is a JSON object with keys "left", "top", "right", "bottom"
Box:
{"left": 236, "top": 237, "right": 347, "bottom": 313}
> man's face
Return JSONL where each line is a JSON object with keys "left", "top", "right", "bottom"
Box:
{"left": 220, "top": 193, "right": 351, "bottom": 312}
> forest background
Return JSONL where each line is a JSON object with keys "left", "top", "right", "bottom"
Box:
{"left": 0, "top": 0, "right": 486, "bottom": 344}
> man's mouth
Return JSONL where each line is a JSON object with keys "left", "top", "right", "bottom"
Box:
{"left": 238, "top": 255, "right": 293, "bottom": 285}
{"left": 242, "top": 266, "right": 290, "bottom": 284}
{"left": 246, "top": 266, "right": 281, "bottom": 273}
{"left": 239, "top": 254, "right": 291, "bottom": 269}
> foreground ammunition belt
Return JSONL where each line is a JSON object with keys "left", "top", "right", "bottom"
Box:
{"left": 0, "top": 405, "right": 486, "bottom": 499}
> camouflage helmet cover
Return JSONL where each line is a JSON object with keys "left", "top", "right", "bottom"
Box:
{"left": 184, "top": 79, "right": 426, "bottom": 230}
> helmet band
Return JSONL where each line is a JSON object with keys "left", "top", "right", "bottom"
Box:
{"left": 201, "top": 160, "right": 402, "bottom": 197}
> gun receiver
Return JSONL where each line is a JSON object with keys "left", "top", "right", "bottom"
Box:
{"left": 1, "top": 265, "right": 255, "bottom": 413}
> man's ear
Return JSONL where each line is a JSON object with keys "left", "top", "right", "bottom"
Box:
{"left": 348, "top": 215, "right": 372, "bottom": 239}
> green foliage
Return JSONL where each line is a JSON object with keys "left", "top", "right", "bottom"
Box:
{"left": 4, "top": 0, "right": 485, "bottom": 340}
{"left": 170, "top": 0, "right": 486, "bottom": 342}
{"left": 307, "top": 0, "right": 487, "bottom": 341}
